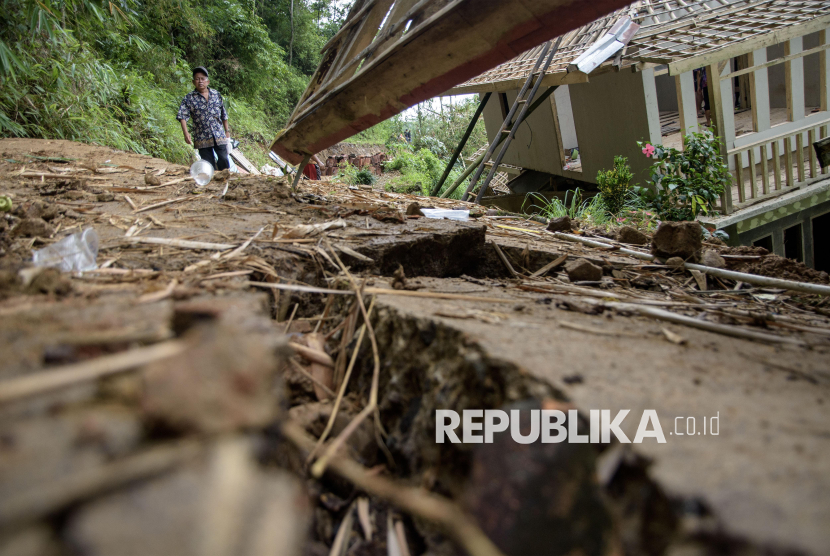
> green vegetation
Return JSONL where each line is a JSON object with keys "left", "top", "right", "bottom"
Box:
{"left": 596, "top": 155, "right": 634, "bottom": 216}
{"left": 527, "top": 189, "right": 613, "bottom": 227}
{"left": 335, "top": 163, "right": 377, "bottom": 186}
{"left": 636, "top": 130, "right": 730, "bottom": 221}
{"left": 0, "top": 0, "right": 347, "bottom": 167}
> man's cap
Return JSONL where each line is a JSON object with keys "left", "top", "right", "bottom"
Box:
{"left": 192, "top": 66, "right": 209, "bottom": 78}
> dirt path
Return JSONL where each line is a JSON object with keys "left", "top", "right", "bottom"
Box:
{"left": 1, "top": 139, "right": 829, "bottom": 556}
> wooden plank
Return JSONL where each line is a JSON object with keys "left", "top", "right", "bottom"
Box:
{"left": 722, "top": 42, "right": 830, "bottom": 80}
{"left": 784, "top": 136, "right": 794, "bottom": 187}
{"left": 760, "top": 143, "right": 769, "bottom": 195}
{"left": 772, "top": 139, "right": 782, "bottom": 190}
{"left": 729, "top": 113, "right": 830, "bottom": 154}
{"left": 271, "top": 0, "right": 634, "bottom": 164}
{"left": 668, "top": 14, "right": 830, "bottom": 76}
{"left": 823, "top": 125, "right": 829, "bottom": 175}
{"left": 809, "top": 128, "right": 818, "bottom": 178}
{"left": 785, "top": 37, "right": 805, "bottom": 123}
{"left": 734, "top": 154, "right": 745, "bottom": 203}
{"left": 748, "top": 146, "right": 757, "bottom": 199}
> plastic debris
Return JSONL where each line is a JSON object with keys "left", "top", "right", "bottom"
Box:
{"left": 32, "top": 228, "right": 99, "bottom": 272}
{"left": 420, "top": 208, "right": 469, "bottom": 221}
{"left": 190, "top": 160, "right": 214, "bottom": 186}
{"left": 0, "top": 196, "right": 11, "bottom": 212}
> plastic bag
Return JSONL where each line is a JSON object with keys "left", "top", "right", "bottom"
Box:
{"left": 32, "top": 228, "right": 99, "bottom": 272}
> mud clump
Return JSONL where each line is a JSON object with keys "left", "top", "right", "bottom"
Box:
{"left": 651, "top": 221, "right": 701, "bottom": 261}
{"left": 11, "top": 218, "right": 54, "bottom": 238}
{"left": 729, "top": 254, "right": 830, "bottom": 285}
{"left": 547, "top": 216, "right": 573, "bottom": 233}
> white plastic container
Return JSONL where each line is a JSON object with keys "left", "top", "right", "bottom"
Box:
{"left": 421, "top": 208, "right": 470, "bottom": 221}
{"left": 190, "top": 160, "right": 214, "bottom": 186}
{"left": 32, "top": 228, "right": 99, "bottom": 272}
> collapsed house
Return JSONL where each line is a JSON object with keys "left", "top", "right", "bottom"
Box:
{"left": 448, "top": 0, "right": 830, "bottom": 269}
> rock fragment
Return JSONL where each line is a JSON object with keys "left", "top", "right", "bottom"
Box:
{"left": 701, "top": 250, "right": 726, "bottom": 269}
{"left": 651, "top": 221, "right": 701, "bottom": 261}
{"left": 618, "top": 226, "right": 648, "bottom": 245}
{"left": 565, "top": 258, "right": 603, "bottom": 282}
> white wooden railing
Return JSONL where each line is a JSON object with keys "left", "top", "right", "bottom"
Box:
{"left": 722, "top": 115, "right": 830, "bottom": 212}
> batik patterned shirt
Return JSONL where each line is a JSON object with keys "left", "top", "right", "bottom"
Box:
{"left": 176, "top": 88, "right": 228, "bottom": 149}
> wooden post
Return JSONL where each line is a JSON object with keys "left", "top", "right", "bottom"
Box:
{"left": 431, "top": 92, "right": 491, "bottom": 196}
{"left": 748, "top": 147, "right": 757, "bottom": 198}
{"left": 749, "top": 49, "right": 771, "bottom": 133}
{"left": 820, "top": 29, "right": 828, "bottom": 113}
{"left": 760, "top": 144, "right": 769, "bottom": 195}
{"left": 784, "top": 37, "right": 805, "bottom": 123}
{"left": 292, "top": 153, "right": 311, "bottom": 192}
{"left": 796, "top": 133, "right": 805, "bottom": 182}
{"left": 772, "top": 140, "right": 782, "bottom": 190}
{"left": 675, "top": 71, "right": 699, "bottom": 142}
{"left": 784, "top": 136, "right": 794, "bottom": 187}
{"left": 735, "top": 154, "right": 745, "bottom": 203}
{"left": 708, "top": 63, "right": 733, "bottom": 213}
{"left": 808, "top": 128, "right": 817, "bottom": 178}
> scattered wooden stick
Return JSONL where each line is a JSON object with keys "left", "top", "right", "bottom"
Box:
{"left": 201, "top": 270, "right": 253, "bottom": 281}
{"left": 158, "top": 176, "right": 194, "bottom": 187}
{"left": 311, "top": 241, "right": 381, "bottom": 478}
{"left": 309, "top": 299, "right": 376, "bottom": 464}
{"left": 0, "top": 341, "right": 187, "bottom": 404}
{"left": 133, "top": 197, "right": 190, "bottom": 214}
{"left": 529, "top": 254, "right": 568, "bottom": 278}
{"left": 491, "top": 241, "right": 518, "bottom": 278}
{"left": 221, "top": 226, "right": 265, "bottom": 260}
{"left": 289, "top": 342, "right": 335, "bottom": 367}
{"left": 137, "top": 279, "right": 178, "bottom": 304}
{"left": 289, "top": 358, "right": 337, "bottom": 399}
{"left": 281, "top": 422, "right": 506, "bottom": 556}
{"left": 125, "top": 237, "right": 236, "bottom": 250}
{"left": 283, "top": 303, "right": 299, "bottom": 334}
{"left": 123, "top": 195, "right": 138, "bottom": 210}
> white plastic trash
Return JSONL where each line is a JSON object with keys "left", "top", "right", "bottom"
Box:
{"left": 32, "top": 228, "right": 99, "bottom": 272}
{"left": 420, "top": 208, "right": 469, "bottom": 221}
{"left": 190, "top": 159, "right": 214, "bottom": 186}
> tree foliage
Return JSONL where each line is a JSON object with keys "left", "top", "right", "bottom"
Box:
{"left": 0, "top": 0, "right": 349, "bottom": 166}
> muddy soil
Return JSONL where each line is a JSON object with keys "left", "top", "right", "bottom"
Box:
{"left": 1, "top": 139, "right": 829, "bottom": 556}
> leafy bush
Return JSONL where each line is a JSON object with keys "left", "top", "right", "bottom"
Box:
{"left": 335, "top": 163, "right": 377, "bottom": 186}
{"left": 384, "top": 147, "right": 444, "bottom": 195}
{"left": 596, "top": 155, "right": 634, "bottom": 215}
{"left": 636, "top": 131, "right": 731, "bottom": 221}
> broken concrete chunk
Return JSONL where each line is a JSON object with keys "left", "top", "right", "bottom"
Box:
{"left": 11, "top": 218, "right": 53, "bottom": 238}
{"left": 651, "top": 221, "right": 701, "bottom": 261}
{"left": 701, "top": 249, "right": 726, "bottom": 269}
{"left": 617, "top": 226, "right": 648, "bottom": 245}
{"left": 546, "top": 216, "right": 572, "bottom": 233}
{"left": 64, "top": 439, "right": 310, "bottom": 556}
{"left": 565, "top": 258, "right": 603, "bottom": 282}
{"left": 141, "top": 321, "right": 286, "bottom": 434}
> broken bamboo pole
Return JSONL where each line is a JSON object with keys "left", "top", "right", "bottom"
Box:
{"left": 430, "top": 92, "right": 491, "bottom": 197}
{"left": 441, "top": 86, "right": 557, "bottom": 199}
{"left": 550, "top": 232, "right": 830, "bottom": 297}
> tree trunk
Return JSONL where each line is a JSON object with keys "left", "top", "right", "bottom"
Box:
{"left": 289, "top": 0, "right": 294, "bottom": 67}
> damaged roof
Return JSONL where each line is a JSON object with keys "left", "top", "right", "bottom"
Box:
{"left": 448, "top": 0, "right": 830, "bottom": 94}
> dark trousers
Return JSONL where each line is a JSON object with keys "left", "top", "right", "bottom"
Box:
{"left": 198, "top": 140, "right": 230, "bottom": 170}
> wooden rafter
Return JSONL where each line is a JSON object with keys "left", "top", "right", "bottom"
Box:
{"left": 270, "top": 0, "right": 635, "bottom": 164}
{"left": 451, "top": 0, "right": 830, "bottom": 94}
